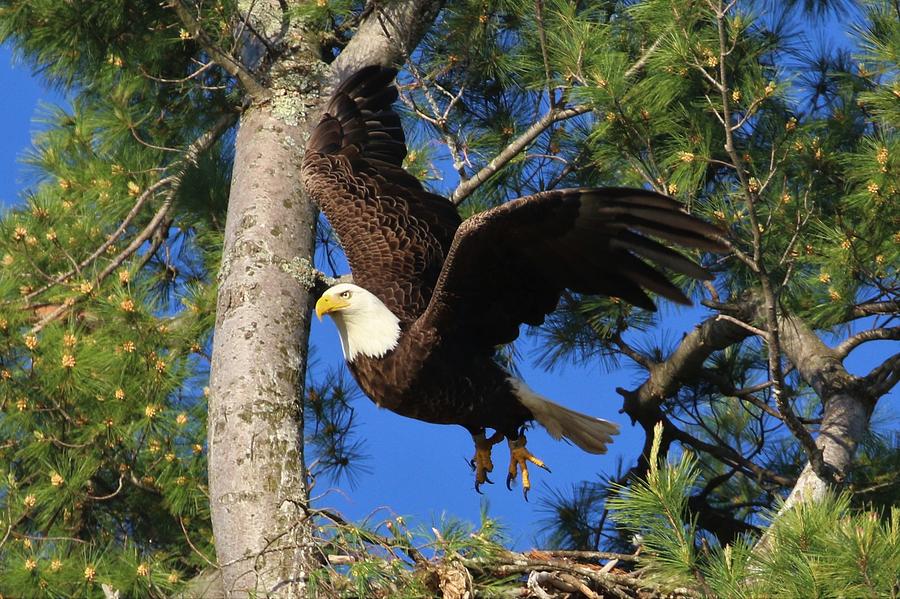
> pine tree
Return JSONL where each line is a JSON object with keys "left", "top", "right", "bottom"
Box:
{"left": 525, "top": 0, "right": 900, "bottom": 552}
{"left": 0, "top": 0, "right": 440, "bottom": 595}
{"left": 0, "top": 0, "right": 897, "bottom": 597}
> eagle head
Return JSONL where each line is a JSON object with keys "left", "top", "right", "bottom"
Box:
{"left": 315, "top": 283, "right": 401, "bottom": 361}
{"left": 315, "top": 283, "right": 358, "bottom": 320}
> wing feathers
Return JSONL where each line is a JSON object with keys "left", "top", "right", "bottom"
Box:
{"left": 307, "top": 67, "right": 728, "bottom": 350}
{"left": 418, "top": 187, "right": 726, "bottom": 349}
{"left": 610, "top": 231, "right": 713, "bottom": 280}
{"left": 611, "top": 252, "right": 691, "bottom": 305}
{"left": 302, "top": 66, "right": 461, "bottom": 320}
{"left": 591, "top": 206, "right": 727, "bottom": 252}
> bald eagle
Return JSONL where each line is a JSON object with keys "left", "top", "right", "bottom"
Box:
{"left": 303, "top": 66, "right": 725, "bottom": 496}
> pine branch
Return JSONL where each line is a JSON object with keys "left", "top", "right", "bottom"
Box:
{"left": 20, "top": 176, "right": 175, "bottom": 304}
{"left": 450, "top": 34, "right": 666, "bottom": 204}
{"left": 534, "top": 0, "right": 554, "bottom": 105}
{"left": 167, "top": 0, "right": 272, "bottom": 100}
{"left": 28, "top": 110, "right": 238, "bottom": 331}
{"left": 708, "top": 0, "right": 823, "bottom": 479}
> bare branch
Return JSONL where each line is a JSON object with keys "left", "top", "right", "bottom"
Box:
{"left": 450, "top": 104, "right": 591, "bottom": 205}
{"left": 541, "top": 550, "right": 638, "bottom": 563}
{"left": 617, "top": 305, "right": 754, "bottom": 420}
{"left": 664, "top": 414, "right": 793, "bottom": 487}
{"left": 401, "top": 63, "right": 469, "bottom": 181}
{"left": 623, "top": 35, "right": 666, "bottom": 79}
{"left": 715, "top": 313, "right": 766, "bottom": 337}
{"left": 835, "top": 327, "right": 900, "bottom": 359}
{"left": 139, "top": 60, "right": 215, "bottom": 84}
{"left": 849, "top": 300, "right": 900, "bottom": 320}
{"left": 861, "top": 352, "right": 900, "bottom": 398}
{"left": 180, "top": 516, "right": 220, "bottom": 569}
{"left": 612, "top": 330, "right": 655, "bottom": 370}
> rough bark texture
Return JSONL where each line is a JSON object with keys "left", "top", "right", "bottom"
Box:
{"left": 330, "top": 0, "right": 445, "bottom": 77}
{"left": 209, "top": 104, "right": 319, "bottom": 596}
{"left": 774, "top": 312, "right": 873, "bottom": 510}
{"left": 207, "top": 1, "right": 446, "bottom": 595}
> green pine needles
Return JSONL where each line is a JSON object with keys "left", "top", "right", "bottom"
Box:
{"left": 0, "top": 0, "right": 897, "bottom": 596}
{"left": 608, "top": 423, "right": 703, "bottom": 588}
{"left": 609, "top": 423, "right": 900, "bottom": 598}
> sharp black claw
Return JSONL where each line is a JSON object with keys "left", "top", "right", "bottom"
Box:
{"left": 468, "top": 458, "right": 476, "bottom": 471}
{"left": 506, "top": 474, "right": 514, "bottom": 490}
{"left": 523, "top": 488, "right": 530, "bottom": 502}
{"left": 475, "top": 482, "right": 484, "bottom": 495}
{"left": 541, "top": 464, "right": 552, "bottom": 473}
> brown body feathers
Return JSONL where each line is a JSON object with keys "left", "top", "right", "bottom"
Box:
{"left": 302, "top": 66, "right": 725, "bottom": 459}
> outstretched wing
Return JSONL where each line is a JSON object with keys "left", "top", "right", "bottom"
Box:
{"left": 301, "top": 66, "right": 461, "bottom": 321}
{"left": 415, "top": 188, "right": 727, "bottom": 349}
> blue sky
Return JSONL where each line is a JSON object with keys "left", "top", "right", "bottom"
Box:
{"left": 2, "top": 33, "right": 896, "bottom": 550}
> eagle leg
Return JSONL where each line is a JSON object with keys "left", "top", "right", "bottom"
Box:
{"left": 471, "top": 430, "right": 504, "bottom": 493}
{"left": 506, "top": 435, "right": 551, "bottom": 500}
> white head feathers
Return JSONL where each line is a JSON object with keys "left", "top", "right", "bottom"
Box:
{"left": 315, "top": 283, "right": 401, "bottom": 361}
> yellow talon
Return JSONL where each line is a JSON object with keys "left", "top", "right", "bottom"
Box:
{"left": 506, "top": 435, "right": 551, "bottom": 500}
{"left": 471, "top": 431, "right": 504, "bottom": 493}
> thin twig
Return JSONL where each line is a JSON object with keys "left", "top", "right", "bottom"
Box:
{"left": 180, "top": 516, "right": 219, "bottom": 569}
{"left": 715, "top": 313, "right": 766, "bottom": 337}
{"left": 87, "top": 476, "right": 124, "bottom": 501}
{"left": 168, "top": 0, "right": 271, "bottom": 100}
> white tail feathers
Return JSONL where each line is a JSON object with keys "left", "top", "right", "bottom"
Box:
{"left": 508, "top": 378, "right": 619, "bottom": 454}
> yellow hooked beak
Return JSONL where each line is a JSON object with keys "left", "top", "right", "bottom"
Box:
{"left": 315, "top": 295, "right": 349, "bottom": 320}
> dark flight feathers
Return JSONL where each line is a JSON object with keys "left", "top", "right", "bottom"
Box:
{"left": 303, "top": 66, "right": 461, "bottom": 319}
{"left": 302, "top": 65, "right": 727, "bottom": 346}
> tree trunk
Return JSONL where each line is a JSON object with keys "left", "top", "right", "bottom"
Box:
{"left": 208, "top": 102, "right": 319, "bottom": 596}
{"left": 207, "top": 1, "right": 445, "bottom": 595}
{"left": 774, "top": 313, "right": 873, "bottom": 510}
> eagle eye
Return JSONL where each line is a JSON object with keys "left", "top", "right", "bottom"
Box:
{"left": 340, "top": 290, "right": 352, "bottom": 299}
